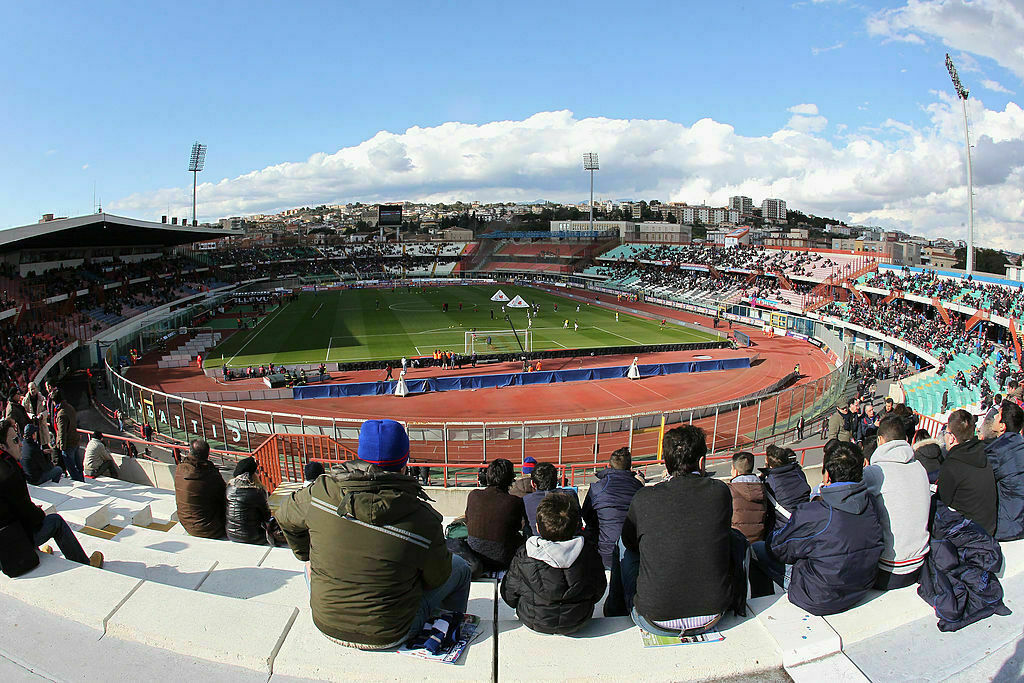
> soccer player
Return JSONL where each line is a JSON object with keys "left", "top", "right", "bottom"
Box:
{"left": 563, "top": 319, "right": 569, "bottom": 329}
{"left": 574, "top": 320, "right": 579, "bottom": 332}
{"left": 615, "top": 312, "right": 619, "bottom": 322}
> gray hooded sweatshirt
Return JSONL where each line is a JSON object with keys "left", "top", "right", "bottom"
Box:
{"left": 862, "top": 439, "right": 931, "bottom": 575}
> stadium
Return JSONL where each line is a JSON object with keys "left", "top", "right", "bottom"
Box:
{"left": 3, "top": 212, "right": 1023, "bottom": 681}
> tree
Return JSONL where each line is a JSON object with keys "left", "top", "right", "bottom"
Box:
{"left": 955, "top": 247, "right": 1007, "bottom": 275}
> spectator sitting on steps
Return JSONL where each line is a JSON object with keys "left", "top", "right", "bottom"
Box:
{"left": 581, "top": 447, "right": 644, "bottom": 569}
{"left": 862, "top": 415, "right": 931, "bottom": 590}
{"left": 174, "top": 439, "right": 227, "bottom": 539}
{"left": 226, "top": 456, "right": 272, "bottom": 545}
{"left": 465, "top": 458, "right": 528, "bottom": 570}
{"left": 509, "top": 457, "right": 537, "bottom": 498}
{"left": 523, "top": 462, "right": 581, "bottom": 536}
{"left": 984, "top": 400, "right": 1024, "bottom": 541}
{"left": 500, "top": 493, "right": 607, "bottom": 635}
{"left": 0, "top": 442, "right": 103, "bottom": 568}
{"left": 83, "top": 431, "right": 119, "bottom": 479}
{"left": 938, "top": 409, "right": 997, "bottom": 536}
{"left": 19, "top": 424, "right": 61, "bottom": 486}
{"left": 754, "top": 441, "right": 884, "bottom": 616}
{"left": 276, "top": 419, "right": 471, "bottom": 650}
{"left": 728, "top": 451, "right": 769, "bottom": 544}
{"left": 611, "top": 425, "right": 747, "bottom": 637}
{"left": 759, "top": 445, "right": 811, "bottom": 535}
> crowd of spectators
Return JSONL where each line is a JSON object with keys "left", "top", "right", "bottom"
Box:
{"left": 864, "top": 268, "right": 1024, "bottom": 320}
{"left": 605, "top": 244, "right": 852, "bottom": 280}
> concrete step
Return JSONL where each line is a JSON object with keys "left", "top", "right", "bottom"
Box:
{"left": 107, "top": 525, "right": 273, "bottom": 568}
{"left": 74, "top": 533, "right": 217, "bottom": 590}
{"left": 0, "top": 553, "right": 142, "bottom": 631}
{"left": 84, "top": 477, "right": 179, "bottom": 522}
{"left": 749, "top": 593, "right": 842, "bottom": 669}
{"left": 788, "top": 653, "right": 869, "bottom": 682}
{"left": 0, "top": 592, "right": 268, "bottom": 683}
{"left": 31, "top": 482, "right": 153, "bottom": 528}
{"left": 272, "top": 608, "right": 495, "bottom": 681}
{"left": 198, "top": 564, "right": 308, "bottom": 611}
{"left": 105, "top": 581, "right": 298, "bottom": 674}
{"left": 497, "top": 611, "right": 783, "bottom": 681}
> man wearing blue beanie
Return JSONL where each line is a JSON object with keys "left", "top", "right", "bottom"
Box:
{"left": 277, "top": 419, "right": 472, "bottom": 649}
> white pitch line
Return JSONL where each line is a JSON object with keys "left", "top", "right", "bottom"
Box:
{"left": 325, "top": 336, "right": 333, "bottom": 362}
{"left": 227, "top": 303, "right": 290, "bottom": 366}
{"left": 594, "top": 326, "right": 645, "bottom": 345}
{"left": 311, "top": 303, "right": 323, "bottom": 318}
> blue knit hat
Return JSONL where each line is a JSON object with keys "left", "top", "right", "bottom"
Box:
{"left": 358, "top": 419, "right": 410, "bottom": 471}
{"left": 522, "top": 456, "right": 537, "bottom": 474}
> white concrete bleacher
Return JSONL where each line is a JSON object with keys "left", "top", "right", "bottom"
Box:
{"left": 3, "top": 475, "right": 1024, "bottom": 681}
{"left": 157, "top": 331, "right": 223, "bottom": 369}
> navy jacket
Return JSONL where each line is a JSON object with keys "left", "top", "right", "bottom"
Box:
{"left": 985, "top": 432, "right": 1024, "bottom": 541}
{"left": 770, "top": 481, "right": 884, "bottom": 616}
{"left": 918, "top": 502, "right": 1011, "bottom": 632}
{"left": 20, "top": 438, "right": 53, "bottom": 486}
{"left": 581, "top": 468, "right": 644, "bottom": 567}
{"left": 759, "top": 463, "right": 811, "bottom": 533}
{"left": 523, "top": 488, "right": 582, "bottom": 537}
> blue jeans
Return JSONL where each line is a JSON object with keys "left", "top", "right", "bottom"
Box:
{"left": 31, "top": 465, "right": 63, "bottom": 485}
{"left": 404, "top": 553, "right": 473, "bottom": 642}
{"left": 33, "top": 514, "right": 89, "bottom": 564}
{"left": 751, "top": 541, "right": 791, "bottom": 590}
{"left": 61, "top": 448, "right": 84, "bottom": 482}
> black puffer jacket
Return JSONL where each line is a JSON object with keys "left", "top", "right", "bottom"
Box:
{"left": 500, "top": 536, "right": 607, "bottom": 634}
{"left": 226, "top": 472, "right": 271, "bottom": 545}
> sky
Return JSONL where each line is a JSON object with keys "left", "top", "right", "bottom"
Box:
{"left": 2, "top": 0, "right": 1023, "bottom": 248}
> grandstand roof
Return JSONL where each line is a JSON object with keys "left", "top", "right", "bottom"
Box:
{"left": 0, "top": 213, "right": 240, "bottom": 251}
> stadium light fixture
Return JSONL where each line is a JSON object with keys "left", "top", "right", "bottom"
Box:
{"left": 188, "top": 142, "right": 207, "bottom": 226}
{"left": 945, "top": 54, "right": 974, "bottom": 275}
{"left": 583, "top": 153, "right": 599, "bottom": 234}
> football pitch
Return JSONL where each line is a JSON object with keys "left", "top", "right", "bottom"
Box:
{"left": 203, "top": 285, "right": 720, "bottom": 368}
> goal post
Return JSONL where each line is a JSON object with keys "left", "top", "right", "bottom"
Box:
{"left": 465, "top": 329, "right": 533, "bottom": 354}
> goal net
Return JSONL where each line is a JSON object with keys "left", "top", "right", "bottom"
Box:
{"left": 465, "top": 329, "right": 533, "bottom": 354}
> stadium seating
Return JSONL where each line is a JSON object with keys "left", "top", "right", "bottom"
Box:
{"left": 2, "top": 475, "right": 1022, "bottom": 681}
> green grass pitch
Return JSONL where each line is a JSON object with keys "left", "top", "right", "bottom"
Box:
{"left": 203, "top": 285, "right": 721, "bottom": 368}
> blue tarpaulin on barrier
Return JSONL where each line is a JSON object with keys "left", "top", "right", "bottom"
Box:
{"left": 292, "top": 356, "right": 751, "bottom": 400}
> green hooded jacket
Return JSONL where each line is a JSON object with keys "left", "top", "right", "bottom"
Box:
{"left": 276, "top": 461, "right": 451, "bottom": 647}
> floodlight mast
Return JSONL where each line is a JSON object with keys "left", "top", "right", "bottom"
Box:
{"left": 945, "top": 54, "right": 974, "bottom": 275}
{"left": 583, "top": 153, "right": 599, "bottom": 235}
{"left": 188, "top": 142, "right": 207, "bottom": 225}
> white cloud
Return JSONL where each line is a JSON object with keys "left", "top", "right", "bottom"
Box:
{"left": 109, "top": 97, "right": 1024, "bottom": 250}
{"left": 45, "top": 149, "right": 56, "bottom": 156}
{"left": 786, "top": 114, "right": 829, "bottom": 133}
{"left": 81, "top": 164, "right": 89, "bottom": 170}
{"left": 811, "top": 42, "right": 844, "bottom": 56}
{"left": 983, "top": 79, "right": 1016, "bottom": 94}
{"left": 867, "top": 0, "right": 1024, "bottom": 80}
{"left": 788, "top": 103, "right": 820, "bottom": 115}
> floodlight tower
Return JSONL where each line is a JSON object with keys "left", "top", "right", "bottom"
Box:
{"left": 188, "top": 142, "right": 207, "bottom": 226}
{"left": 583, "top": 153, "right": 599, "bottom": 234}
{"left": 945, "top": 54, "right": 974, "bottom": 275}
